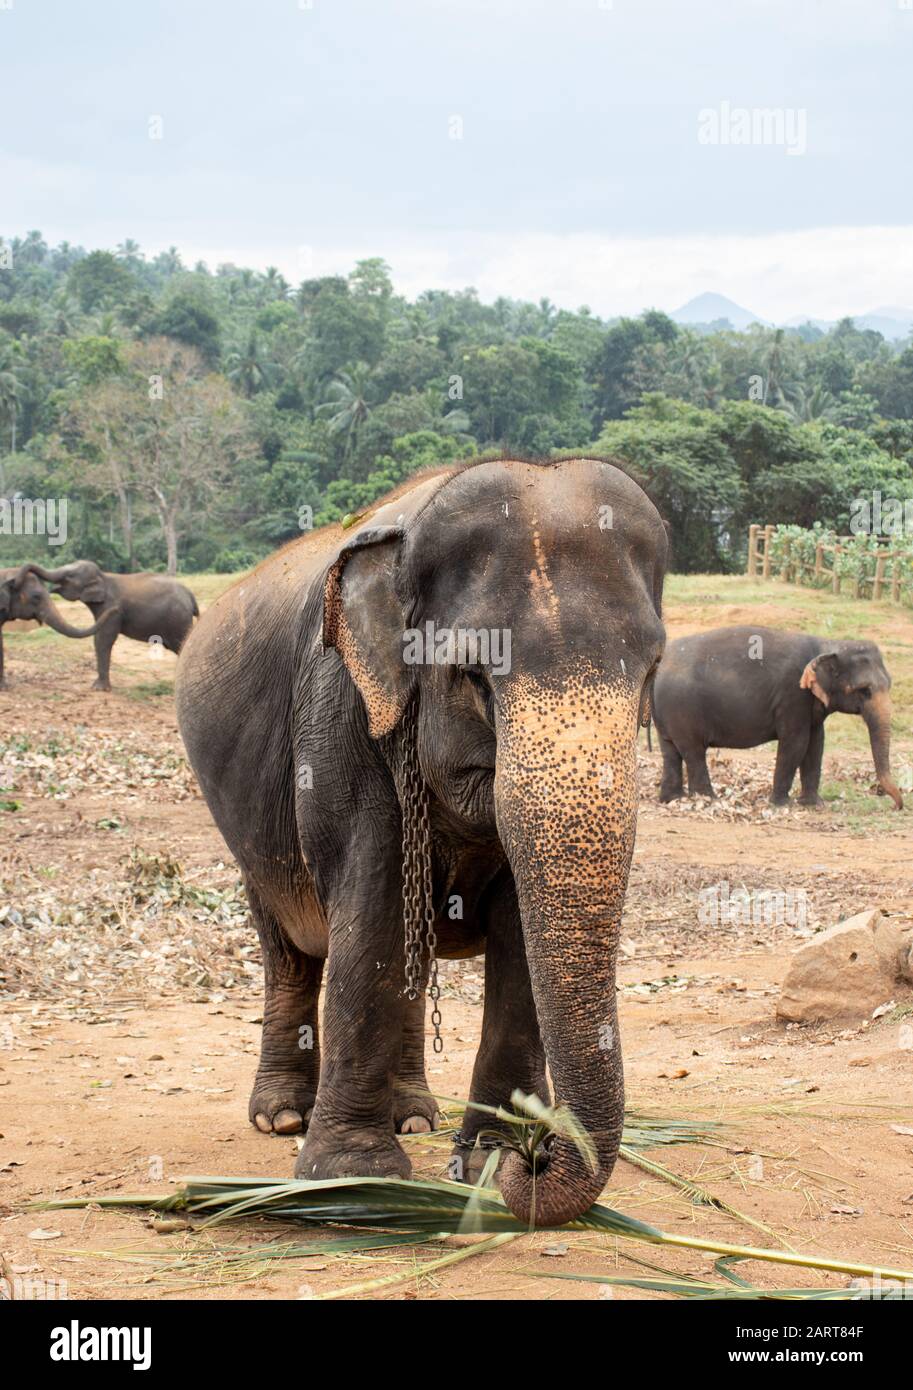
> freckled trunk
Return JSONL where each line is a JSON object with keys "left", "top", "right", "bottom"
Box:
{"left": 863, "top": 690, "right": 903, "bottom": 810}
{"left": 493, "top": 670, "right": 640, "bottom": 1226}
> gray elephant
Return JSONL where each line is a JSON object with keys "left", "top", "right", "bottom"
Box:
{"left": 177, "top": 457, "right": 667, "bottom": 1227}
{"left": 652, "top": 625, "right": 903, "bottom": 809}
{"left": 0, "top": 565, "right": 114, "bottom": 689}
{"left": 25, "top": 561, "right": 199, "bottom": 691}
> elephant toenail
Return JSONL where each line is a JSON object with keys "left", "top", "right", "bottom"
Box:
{"left": 401, "top": 1115, "right": 432, "bottom": 1134}
{"left": 254, "top": 1113, "right": 273, "bottom": 1133}
{"left": 273, "top": 1109, "right": 304, "bottom": 1134}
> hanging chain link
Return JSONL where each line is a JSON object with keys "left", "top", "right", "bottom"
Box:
{"left": 399, "top": 698, "right": 443, "bottom": 1053}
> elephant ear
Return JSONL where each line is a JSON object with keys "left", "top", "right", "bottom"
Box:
{"left": 81, "top": 573, "right": 108, "bottom": 605}
{"left": 323, "top": 525, "right": 414, "bottom": 738}
{"left": 799, "top": 651, "right": 838, "bottom": 707}
{"left": 0, "top": 581, "right": 11, "bottom": 621}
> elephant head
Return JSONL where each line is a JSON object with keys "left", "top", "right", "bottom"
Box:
{"left": 800, "top": 641, "right": 903, "bottom": 809}
{"left": 323, "top": 458, "right": 667, "bottom": 1225}
{"left": 1, "top": 566, "right": 112, "bottom": 638}
{"left": 22, "top": 559, "right": 108, "bottom": 608}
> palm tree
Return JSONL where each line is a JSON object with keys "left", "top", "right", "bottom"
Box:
{"left": 262, "top": 266, "right": 290, "bottom": 301}
{"left": 225, "top": 333, "right": 275, "bottom": 397}
{"left": 316, "top": 363, "right": 378, "bottom": 457}
{"left": 761, "top": 328, "right": 795, "bottom": 407}
{"left": 17, "top": 230, "right": 48, "bottom": 266}
{"left": 780, "top": 383, "right": 837, "bottom": 423}
{"left": 154, "top": 247, "right": 183, "bottom": 277}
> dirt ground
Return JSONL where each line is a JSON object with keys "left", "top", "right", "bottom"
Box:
{"left": 2, "top": 575, "right": 913, "bottom": 1301}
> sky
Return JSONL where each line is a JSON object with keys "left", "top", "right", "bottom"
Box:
{"left": 2, "top": 0, "right": 912, "bottom": 321}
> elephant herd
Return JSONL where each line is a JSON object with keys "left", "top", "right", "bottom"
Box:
{"left": 9, "top": 458, "right": 902, "bottom": 1227}
{"left": 176, "top": 455, "right": 904, "bottom": 1228}
{"left": 0, "top": 560, "right": 198, "bottom": 690}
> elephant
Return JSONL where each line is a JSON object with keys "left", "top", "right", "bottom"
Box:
{"left": 652, "top": 624, "right": 903, "bottom": 810}
{"left": 0, "top": 565, "right": 115, "bottom": 689}
{"left": 176, "top": 456, "right": 667, "bottom": 1227}
{"left": 24, "top": 561, "right": 199, "bottom": 691}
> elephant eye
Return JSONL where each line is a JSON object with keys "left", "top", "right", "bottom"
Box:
{"left": 461, "top": 666, "right": 495, "bottom": 722}
{"left": 858, "top": 684, "right": 872, "bottom": 700}
{"left": 461, "top": 665, "right": 489, "bottom": 692}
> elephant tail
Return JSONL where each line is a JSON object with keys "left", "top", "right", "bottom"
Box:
{"left": 645, "top": 717, "right": 653, "bottom": 752}
{"left": 190, "top": 592, "right": 199, "bottom": 618}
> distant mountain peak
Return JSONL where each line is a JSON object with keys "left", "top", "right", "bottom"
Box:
{"left": 670, "top": 292, "right": 768, "bottom": 330}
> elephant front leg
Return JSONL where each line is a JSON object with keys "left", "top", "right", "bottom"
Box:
{"left": 248, "top": 887, "right": 323, "bottom": 1135}
{"left": 797, "top": 724, "right": 825, "bottom": 806}
{"left": 295, "top": 869, "right": 412, "bottom": 1182}
{"left": 91, "top": 620, "right": 118, "bottom": 691}
{"left": 450, "top": 873, "right": 548, "bottom": 1184}
{"left": 0, "top": 628, "right": 6, "bottom": 690}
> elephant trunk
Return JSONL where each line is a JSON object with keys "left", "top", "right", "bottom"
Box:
{"left": 21, "top": 563, "right": 67, "bottom": 584}
{"left": 863, "top": 690, "right": 903, "bottom": 810}
{"left": 35, "top": 592, "right": 111, "bottom": 639}
{"left": 493, "top": 667, "right": 640, "bottom": 1226}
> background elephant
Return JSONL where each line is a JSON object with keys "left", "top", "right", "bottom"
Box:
{"left": 0, "top": 565, "right": 113, "bottom": 689}
{"left": 652, "top": 624, "right": 903, "bottom": 809}
{"left": 177, "top": 457, "right": 667, "bottom": 1227}
{"left": 25, "top": 560, "right": 199, "bottom": 691}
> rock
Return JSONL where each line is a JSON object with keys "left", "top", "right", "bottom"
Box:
{"left": 776, "top": 909, "right": 913, "bottom": 1023}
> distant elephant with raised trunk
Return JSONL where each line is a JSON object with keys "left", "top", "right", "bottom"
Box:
{"left": 24, "top": 561, "right": 199, "bottom": 691}
{"left": 0, "top": 566, "right": 113, "bottom": 689}
{"left": 652, "top": 625, "right": 903, "bottom": 809}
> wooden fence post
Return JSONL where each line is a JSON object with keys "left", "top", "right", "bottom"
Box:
{"left": 762, "top": 525, "right": 774, "bottom": 580}
{"left": 873, "top": 552, "right": 886, "bottom": 601}
{"left": 747, "top": 524, "right": 759, "bottom": 578}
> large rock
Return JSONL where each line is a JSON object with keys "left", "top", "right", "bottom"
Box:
{"left": 777, "top": 909, "right": 913, "bottom": 1024}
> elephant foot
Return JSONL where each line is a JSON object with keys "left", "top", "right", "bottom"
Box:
{"left": 659, "top": 786, "right": 683, "bottom": 803}
{"left": 448, "top": 1140, "right": 506, "bottom": 1185}
{"left": 249, "top": 1073, "right": 317, "bottom": 1135}
{"left": 92, "top": 679, "right": 113, "bottom": 692}
{"left": 294, "top": 1126, "right": 411, "bottom": 1181}
{"left": 770, "top": 794, "right": 790, "bottom": 807}
{"left": 393, "top": 1082, "right": 442, "bottom": 1135}
{"left": 797, "top": 792, "right": 824, "bottom": 808}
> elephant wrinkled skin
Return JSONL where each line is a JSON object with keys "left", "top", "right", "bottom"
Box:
{"left": 176, "top": 457, "right": 667, "bottom": 1226}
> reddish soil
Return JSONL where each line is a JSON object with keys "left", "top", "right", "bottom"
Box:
{"left": 1, "top": 599, "right": 912, "bottom": 1301}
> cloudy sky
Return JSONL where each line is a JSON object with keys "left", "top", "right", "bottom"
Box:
{"left": 2, "top": 0, "right": 912, "bottom": 319}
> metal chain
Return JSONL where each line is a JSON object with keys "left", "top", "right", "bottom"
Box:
{"left": 399, "top": 699, "right": 443, "bottom": 1053}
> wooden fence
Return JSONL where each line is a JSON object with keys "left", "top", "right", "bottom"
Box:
{"left": 747, "top": 524, "right": 910, "bottom": 603}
